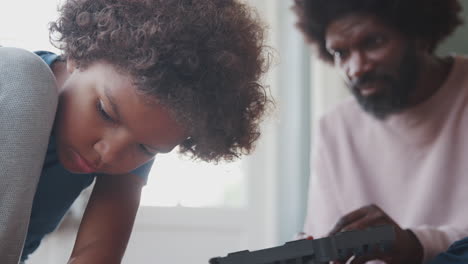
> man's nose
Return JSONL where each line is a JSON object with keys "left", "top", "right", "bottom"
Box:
{"left": 346, "top": 51, "right": 373, "bottom": 80}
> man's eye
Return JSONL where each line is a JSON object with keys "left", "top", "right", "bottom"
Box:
{"left": 331, "top": 49, "right": 347, "bottom": 60}
{"left": 374, "top": 36, "right": 385, "bottom": 44}
{"left": 366, "top": 35, "right": 386, "bottom": 49}
{"left": 96, "top": 100, "right": 114, "bottom": 122}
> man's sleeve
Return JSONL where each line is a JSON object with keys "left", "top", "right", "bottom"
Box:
{"left": 428, "top": 237, "right": 468, "bottom": 264}
{"left": 412, "top": 226, "right": 468, "bottom": 263}
{"left": 303, "top": 118, "right": 343, "bottom": 238}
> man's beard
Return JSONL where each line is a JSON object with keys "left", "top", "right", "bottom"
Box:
{"left": 348, "top": 45, "right": 420, "bottom": 120}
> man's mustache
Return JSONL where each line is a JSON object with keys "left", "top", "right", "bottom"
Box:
{"left": 349, "top": 72, "right": 395, "bottom": 92}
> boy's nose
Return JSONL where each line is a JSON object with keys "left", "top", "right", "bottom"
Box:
{"left": 93, "top": 135, "right": 130, "bottom": 166}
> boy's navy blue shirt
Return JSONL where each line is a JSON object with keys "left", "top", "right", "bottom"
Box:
{"left": 22, "top": 51, "right": 154, "bottom": 261}
{"left": 429, "top": 237, "right": 468, "bottom": 264}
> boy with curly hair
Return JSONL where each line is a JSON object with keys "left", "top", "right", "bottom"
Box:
{"left": 0, "top": 0, "right": 270, "bottom": 263}
{"left": 292, "top": 0, "right": 468, "bottom": 263}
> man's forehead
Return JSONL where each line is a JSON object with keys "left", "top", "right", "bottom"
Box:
{"left": 326, "top": 14, "right": 392, "bottom": 45}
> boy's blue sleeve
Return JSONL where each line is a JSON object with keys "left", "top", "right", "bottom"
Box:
{"left": 429, "top": 237, "right": 468, "bottom": 264}
{"left": 129, "top": 159, "right": 155, "bottom": 184}
{"left": 34, "top": 51, "right": 60, "bottom": 65}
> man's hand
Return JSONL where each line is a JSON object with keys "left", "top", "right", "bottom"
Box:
{"left": 329, "top": 204, "right": 423, "bottom": 264}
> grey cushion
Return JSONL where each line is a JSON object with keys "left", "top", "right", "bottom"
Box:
{"left": 0, "top": 47, "right": 58, "bottom": 263}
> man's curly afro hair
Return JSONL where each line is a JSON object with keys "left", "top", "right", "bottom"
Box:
{"left": 292, "top": 0, "right": 463, "bottom": 63}
{"left": 50, "top": 0, "right": 271, "bottom": 162}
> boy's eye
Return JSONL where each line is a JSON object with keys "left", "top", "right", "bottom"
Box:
{"left": 97, "top": 100, "right": 114, "bottom": 122}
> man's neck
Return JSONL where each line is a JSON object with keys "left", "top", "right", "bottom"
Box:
{"left": 409, "top": 54, "right": 454, "bottom": 107}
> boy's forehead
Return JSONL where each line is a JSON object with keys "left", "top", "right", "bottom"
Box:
{"left": 108, "top": 84, "right": 186, "bottom": 146}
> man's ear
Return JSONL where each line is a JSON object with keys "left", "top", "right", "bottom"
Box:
{"left": 66, "top": 59, "right": 76, "bottom": 73}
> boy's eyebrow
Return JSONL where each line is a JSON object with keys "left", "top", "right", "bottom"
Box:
{"left": 104, "top": 86, "right": 121, "bottom": 120}
{"left": 103, "top": 86, "right": 178, "bottom": 153}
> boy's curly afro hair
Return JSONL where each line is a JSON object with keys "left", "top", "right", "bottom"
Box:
{"left": 50, "top": 0, "right": 271, "bottom": 162}
{"left": 292, "top": 0, "right": 463, "bottom": 63}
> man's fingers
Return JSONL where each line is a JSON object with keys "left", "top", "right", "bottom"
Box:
{"left": 332, "top": 208, "right": 389, "bottom": 235}
{"left": 329, "top": 207, "right": 371, "bottom": 235}
{"left": 350, "top": 256, "right": 374, "bottom": 264}
{"left": 350, "top": 252, "right": 390, "bottom": 264}
{"left": 340, "top": 212, "right": 389, "bottom": 232}
{"left": 327, "top": 205, "right": 401, "bottom": 264}
{"left": 332, "top": 257, "right": 350, "bottom": 264}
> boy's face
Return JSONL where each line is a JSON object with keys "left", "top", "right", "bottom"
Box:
{"left": 55, "top": 61, "right": 187, "bottom": 175}
{"left": 325, "top": 14, "right": 420, "bottom": 119}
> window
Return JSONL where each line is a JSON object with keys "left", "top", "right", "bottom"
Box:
{"left": 0, "top": 0, "right": 61, "bottom": 53}
{"left": 141, "top": 149, "right": 247, "bottom": 208}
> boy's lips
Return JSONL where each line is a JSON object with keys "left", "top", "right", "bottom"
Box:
{"left": 71, "top": 150, "right": 97, "bottom": 173}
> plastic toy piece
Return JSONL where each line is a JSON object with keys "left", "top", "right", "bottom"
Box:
{"left": 209, "top": 225, "right": 395, "bottom": 264}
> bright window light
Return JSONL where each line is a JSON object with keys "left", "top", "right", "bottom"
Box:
{"left": 0, "top": 0, "right": 61, "bottom": 53}
{"left": 140, "top": 148, "right": 247, "bottom": 208}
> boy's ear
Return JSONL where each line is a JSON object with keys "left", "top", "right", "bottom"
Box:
{"left": 66, "top": 59, "right": 76, "bottom": 73}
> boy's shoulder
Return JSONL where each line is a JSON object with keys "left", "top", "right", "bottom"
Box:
{"left": 34, "top": 51, "right": 60, "bottom": 66}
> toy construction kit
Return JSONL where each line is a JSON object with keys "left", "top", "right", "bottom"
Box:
{"left": 210, "top": 225, "right": 395, "bottom": 264}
